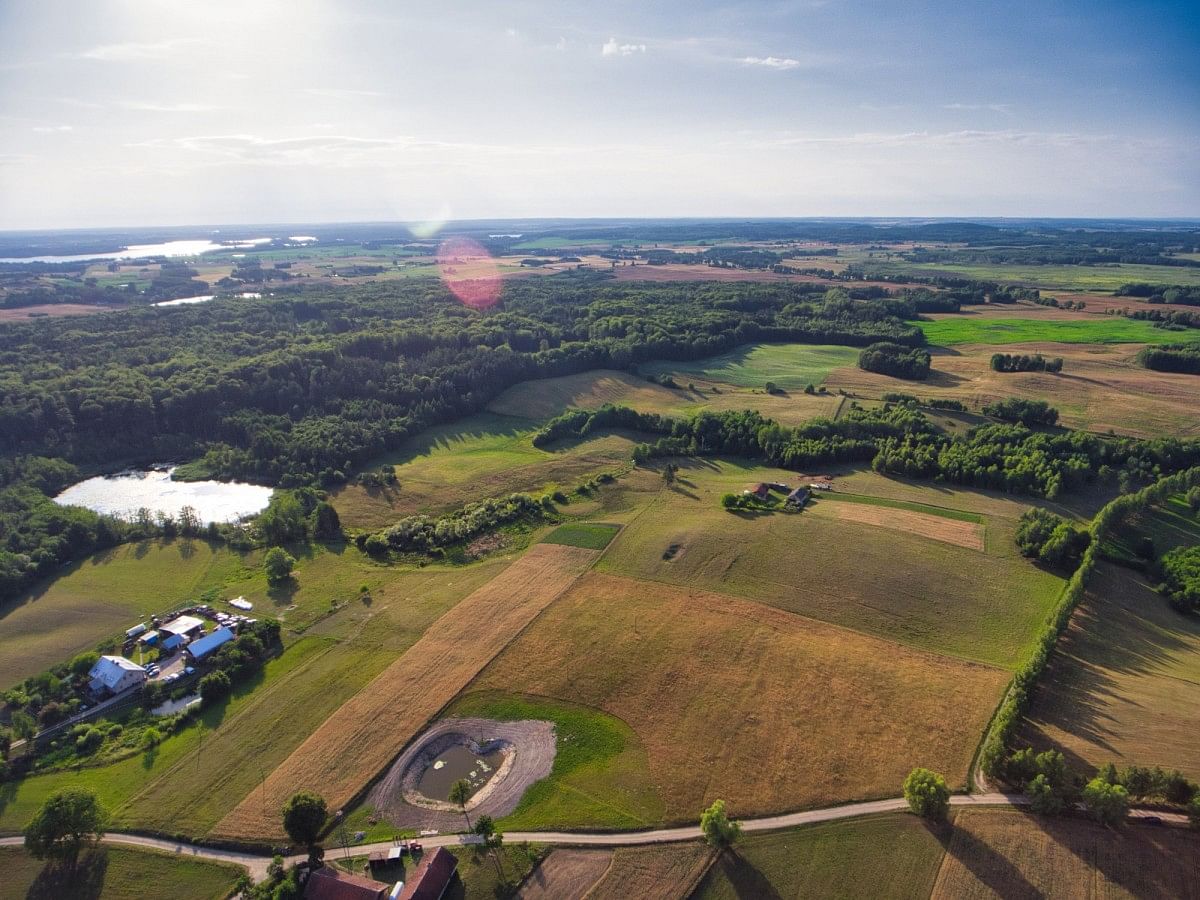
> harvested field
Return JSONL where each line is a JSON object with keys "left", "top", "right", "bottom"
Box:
{"left": 813, "top": 501, "right": 986, "bottom": 550}
{"left": 641, "top": 343, "right": 860, "bottom": 391}
{"left": 1019, "top": 562, "right": 1200, "bottom": 780}
{"left": 214, "top": 543, "right": 599, "bottom": 839}
{"left": 930, "top": 808, "right": 1200, "bottom": 899}
{"left": 0, "top": 302, "right": 121, "bottom": 321}
{"left": 585, "top": 843, "right": 714, "bottom": 900}
{"left": 470, "top": 573, "right": 1009, "bottom": 820}
{"left": 827, "top": 341, "right": 1200, "bottom": 438}
{"left": 516, "top": 849, "right": 612, "bottom": 900}
{"left": 597, "top": 461, "right": 1063, "bottom": 668}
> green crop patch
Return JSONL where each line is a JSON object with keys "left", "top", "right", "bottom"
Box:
{"left": 917, "top": 317, "right": 1200, "bottom": 347}
{"left": 542, "top": 522, "right": 622, "bottom": 549}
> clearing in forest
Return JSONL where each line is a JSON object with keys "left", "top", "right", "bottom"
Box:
{"left": 214, "top": 542, "right": 599, "bottom": 839}
{"left": 470, "top": 572, "right": 1008, "bottom": 821}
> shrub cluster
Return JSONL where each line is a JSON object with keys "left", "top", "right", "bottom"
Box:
{"left": 981, "top": 398, "right": 1059, "bottom": 426}
{"left": 357, "top": 493, "right": 551, "bottom": 556}
{"left": 857, "top": 342, "right": 932, "bottom": 380}
{"left": 1014, "top": 508, "right": 1091, "bottom": 570}
{"left": 990, "top": 353, "right": 1063, "bottom": 373}
{"left": 1156, "top": 544, "right": 1200, "bottom": 613}
{"left": 1136, "top": 343, "right": 1200, "bottom": 375}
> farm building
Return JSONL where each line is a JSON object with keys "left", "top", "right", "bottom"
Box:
{"left": 160, "top": 633, "right": 187, "bottom": 653}
{"left": 87, "top": 655, "right": 147, "bottom": 696}
{"left": 744, "top": 483, "right": 771, "bottom": 499}
{"left": 137, "top": 629, "right": 160, "bottom": 647}
{"left": 304, "top": 865, "right": 390, "bottom": 900}
{"left": 125, "top": 623, "right": 148, "bottom": 640}
{"left": 160, "top": 615, "right": 205, "bottom": 639}
{"left": 399, "top": 847, "right": 458, "bottom": 900}
{"left": 185, "top": 626, "right": 235, "bottom": 661}
{"left": 787, "top": 487, "right": 810, "bottom": 507}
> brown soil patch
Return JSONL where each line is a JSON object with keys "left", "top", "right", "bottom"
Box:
{"left": 820, "top": 503, "right": 985, "bottom": 550}
{"left": 932, "top": 808, "right": 1200, "bottom": 899}
{"left": 0, "top": 303, "right": 122, "bottom": 321}
{"left": 586, "top": 844, "right": 714, "bottom": 900}
{"left": 471, "top": 573, "right": 1009, "bottom": 820}
{"left": 214, "top": 543, "right": 599, "bottom": 839}
{"left": 517, "top": 849, "right": 613, "bottom": 900}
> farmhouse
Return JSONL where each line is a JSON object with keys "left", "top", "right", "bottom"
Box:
{"left": 399, "top": 847, "right": 458, "bottom": 900}
{"left": 185, "top": 626, "right": 235, "bottom": 662}
{"left": 304, "top": 865, "right": 390, "bottom": 900}
{"left": 786, "top": 487, "right": 810, "bottom": 507}
{"left": 160, "top": 615, "right": 205, "bottom": 640}
{"left": 87, "top": 655, "right": 147, "bottom": 696}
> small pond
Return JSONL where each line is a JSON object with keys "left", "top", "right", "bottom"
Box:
{"left": 416, "top": 744, "right": 504, "bottom": 802}
{"left": 54, "top": 467, "right": 273, "bottom": 524}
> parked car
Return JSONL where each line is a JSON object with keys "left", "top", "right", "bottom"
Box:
{"left": 184, "top": 667, "right": 196, "bottom": 676}
{"left": 1141, "top": 816, "right": 1163, "bottom": 826}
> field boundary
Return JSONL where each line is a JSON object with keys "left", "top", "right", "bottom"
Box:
{"left": 972, "top": 466, "right": 1200, "bottom": 783}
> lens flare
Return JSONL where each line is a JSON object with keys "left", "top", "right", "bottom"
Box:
{"left": 437, "top": 237, "right": 502, "bottom": 309}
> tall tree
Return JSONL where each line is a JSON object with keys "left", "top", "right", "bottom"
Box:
{"left": 282, "top": 791, "right": 327, "bottom": 863}
{"left": 23, "top": 789, "right": 107, "bottom": 868}
{"left": 450, "top": 779, "right": 473, "bottom": 832}
{"left": 700, "top": 799, "right": 742, "bottom": 852}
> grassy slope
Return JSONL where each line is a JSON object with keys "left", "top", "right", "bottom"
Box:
{"left": 641, "top": 343, "right": 861, "bottom": 390}
{"left": 445, "top": 692, "right": 663, "bottom": 830}
{"left": 541, "top": 522, "right": 622, "bottom": 550}
{"left": 917, "top": 317, "right": 1200, "bottom": 347}
{"left": 596, "top": 461, "right": 1062, "bottom": 669}
{"left": 694, "top": 814, "right": 946, "bottom": 900}
{"left": 329, "top": 412, "right": 638, "bottom": 530}
{"left": 0, "top": 540, "right": 250, "bottom": 690}
{"left": 1102, "top": 494, "right": 1200, "bottom": 563}
{"left": 469, "top": 572, "right": 1007, "bottom": 820}
{"left": 0, "top": 845, "right": 241, "bottom": 900}
{"left": 1019, "top": 561, "right": 1200, "bottom": 780}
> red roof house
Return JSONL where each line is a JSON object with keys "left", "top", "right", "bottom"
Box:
{"left": 304, "top": 865, "right": 389, "bottom": 900}
{"left": 399, "top": 847, "right": 459, "bottom": 900}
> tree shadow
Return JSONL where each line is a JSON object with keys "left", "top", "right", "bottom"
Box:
{"left": 927, "top": 819, "right": 1043, "bottom": 900}
{"left": 26, "top": 849, "right": 109, "bottom": 900}
{"left": 267, "top": 577, "right": 299, "bottom": 607}
{"left": 713, "top": 850, "right": 783, "bottom": 900}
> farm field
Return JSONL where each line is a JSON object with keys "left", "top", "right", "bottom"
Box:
{"left": 468, "top": 572, "right": 1008, "bottom": 821}
{"left": 694, "top": 814, "right": 946, "bottom": 900}
{"left": 488, "top": 366, "right": 842, "bottom": 426}
{"left": 215, "top": 542, "right": 600, "bottom": 839}
{"left": 0, "top": 540, "right": 252, "bottom": 690}
{"left": 931, "top": 808, "right": 1200, "bottom": 899}
{"left": 640, "top": 343, "right": 861, "bottom": 390}
{"left": 869, "top": 259, "right": 1200, "bottom": 290}
{"left": 809, "top": 496, "right": 985, "bottom": 550}
{"left": 516, "top": 849, "right": 613, "bottom": 900}
{"left": 595, "top": 461, "right": 1063, "bottom": 668}
{"left": 1019, "top": 562, "right": 1200, "bottom": 780}
{"left": 540, "top": 522, "right": 622, "bottom": 550}
{"left": 329, "top": 412, "right": 639, "bottom": 530}
{"left": 0, "top": 556, "right": 513, "bottom": 837}
{"left": 0, "top": 845, "right": 242, "bottom": 900}
{"left": 916, "top": 317, "right": 1200, "bottom": 347}
{"left": 583, "top": 842, "right": 714, "bottom": 900}
{"left": 826, "top": 341, "right": 1200, "bottom": 438}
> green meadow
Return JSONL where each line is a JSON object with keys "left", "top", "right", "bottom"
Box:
{"left": 917, "top": 317, "right": 1200, "bottom": 346}
{"left": 641, "top": 343, "right": 861, "bottom": 390}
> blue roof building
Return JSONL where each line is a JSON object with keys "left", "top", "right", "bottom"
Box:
{"left": 185, "top": 626, "right": 235, "bottom": 661}
{"left": 161, "top": 633, "right": 186, "bottom": 653}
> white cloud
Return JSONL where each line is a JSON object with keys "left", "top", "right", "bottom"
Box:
{"left": 602, "top": 38, "right": 646, "bottom": 57}
{"left": 31, "top": 124, "right": 73, "bottom": 133}
{"left": 119, "top": 101, "right": 222, "bottom": 113}
{"left": 944, "top": 102, "right": 1013, "bottom": 113}
{"left": 742, "top": 55, "right": 802, "bottom": 70}
{"left": 73, "top": 39, "right": 204, "bottom": 62}
{"left": 304, "top": 88, "right": 385, "bottom": 99}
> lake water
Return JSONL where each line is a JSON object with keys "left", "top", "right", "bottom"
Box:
{"left": 417, "top": 744, "right": 503, "bottom": 802}
{"left": 54, "top": 467, "right": 273, "bottom": 524}
{"left": 152, "top": 291, "right": 261, "bottom": 307}
{"left": 0, "top": 238, "right": 272, "bottom": 264}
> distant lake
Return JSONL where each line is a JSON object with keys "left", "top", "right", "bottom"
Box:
{"left": 54, "top": 468, "right": 273, "bottom": 524}
{"left": 152, "top": 291, "right": 261, "bottom": 307}
{"left": 0, "top": 238, "right": 273, "bottom": 264}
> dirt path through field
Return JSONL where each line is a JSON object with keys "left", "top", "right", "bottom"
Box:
{"left": 214, "top": 543, "right": 600, "bottom": 839}
{"left": 517, "top": 849, "right": 613, "bottom": 900}
{"left": 821, "top": 502, "right": 986, "bottom": 550}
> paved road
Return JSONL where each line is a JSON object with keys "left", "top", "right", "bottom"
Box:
{"left": 3, "top": 794, "right": 1188, "bottom": 883}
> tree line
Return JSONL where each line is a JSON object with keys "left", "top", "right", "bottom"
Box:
{"left": 990, "top": 353, "right": 1063, "bottom": 373}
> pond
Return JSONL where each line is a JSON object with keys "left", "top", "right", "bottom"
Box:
{"left": 416, "top": 744, "right": 504, "bottom": 802}
{"left": 54, "top": 467, "right": 273, "bottom": 525}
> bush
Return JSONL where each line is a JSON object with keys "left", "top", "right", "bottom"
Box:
{"left": 199, "top": 670, "right": 232, "bottom": 705}
{"left": 903, "top": 768, "right": 950, "bottom": 820}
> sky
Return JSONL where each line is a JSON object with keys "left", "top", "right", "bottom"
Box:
{"left": 0, "top": 0, "right": 1197, "bottom": 228}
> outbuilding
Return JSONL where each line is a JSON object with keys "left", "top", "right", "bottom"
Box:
{"left": 160, "top": 615, "right": 205, "bottom": 640}
{"left": 786, "top": 487, "right": 810, "bottom": 507}
{"left": 185, "top": 626, "right": 235, "bottom": 662}
{"left": 399, "top": 847, "right": 458, "bottom": 900}
{"left": 88, "top": 655, "right": 148, "bottom": 696}
{"left": 304, "top": 865, "right": 389, "bottom": 900}
{"left": 160, "top": 633, "right": 187, "bottom": 654}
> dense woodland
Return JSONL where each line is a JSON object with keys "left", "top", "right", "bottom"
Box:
{"left": 1136, "top": 343, "right": 1200, "bottom": 374}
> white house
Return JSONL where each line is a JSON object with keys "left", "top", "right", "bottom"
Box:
{"left": 88, "top": 656, "right": 148, "bottom": 696}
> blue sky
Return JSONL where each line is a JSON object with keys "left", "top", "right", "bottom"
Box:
{"left": 0, "top": 0, "right": 1196, "bottom": 227}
